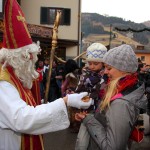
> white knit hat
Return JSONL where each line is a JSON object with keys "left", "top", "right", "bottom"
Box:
{"left": 86, "top": 43, "right": 107, "bottom": 62}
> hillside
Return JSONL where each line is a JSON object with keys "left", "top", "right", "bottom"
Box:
{"left": 143, "top": 21, "right": 150, "bottom": 27}
{"left": 84, "top": 27, "right": 141, "bottom": 46}
{"left": 81, "top": 13, "right": 150, "bottom": 47}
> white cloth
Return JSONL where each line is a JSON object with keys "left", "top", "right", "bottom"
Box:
{"left": 43, "top": 65, "right": 49, "bottom": 73}
{"left": 0, "top": 81, "right": 69, "bottom": 150}
{"left": 67, "top": 92, "right": 93, "bottom": 109}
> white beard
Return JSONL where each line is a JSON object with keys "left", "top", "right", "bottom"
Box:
{"left": 0, "top": 47, "right": 40, "bottom": 89}
{"left": 14, "top": 56, "right": 39, "bottom": 89}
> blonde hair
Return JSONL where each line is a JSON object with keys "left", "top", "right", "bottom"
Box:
{"left": 100, "top": 77, "right": 121, "bottom": 111}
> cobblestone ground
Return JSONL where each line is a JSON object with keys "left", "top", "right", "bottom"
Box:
{"left": 43, "top": 128, "right": 150, "bottom": 150}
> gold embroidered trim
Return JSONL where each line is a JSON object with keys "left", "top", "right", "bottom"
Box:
{"left": 21, "top": 136, "right": 25, "bottom": 150}
{"left": 8, "top": 0, "right": 17, "bottom": 48}
{"left": 30, "top": 135, "right": 33, "bottom": 150}
{"left": 0, "top": 67, "right": 13, "bottom": 86}
{"left": 39, "top": 135, "right": 44, "bottom": 150}
{"left": 17, "top": 11, "right": 31, "bottom": 38}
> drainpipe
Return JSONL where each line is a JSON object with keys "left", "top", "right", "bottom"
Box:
{"left": 77, "top": 0, "right": 81, "bottom": 66}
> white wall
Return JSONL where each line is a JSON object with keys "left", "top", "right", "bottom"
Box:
{"left": 21, "top": 0, "right": 80, "bottom": 41}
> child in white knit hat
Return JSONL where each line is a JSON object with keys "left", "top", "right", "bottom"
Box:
{"left": 75, "top": 43, "right": 108, "bottom": 111}
{"left": 71, "top": 43, "right": 107, "bottom": 133}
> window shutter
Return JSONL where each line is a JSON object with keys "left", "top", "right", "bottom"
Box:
{"left": 40, "top": 7, "right": 48, "bottom": 24}
{"left": 63, "top": 9, "right": 71, "bottom": 25}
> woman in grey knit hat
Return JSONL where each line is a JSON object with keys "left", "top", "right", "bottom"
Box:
{"left": 75, "top": 44, "right": 147, "bottom": 150}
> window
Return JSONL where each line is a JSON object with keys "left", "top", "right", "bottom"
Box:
{"left": 0, "top": 0, "right": 4, "bottom": 18}
{"left": 40, "top": 7, "right": 71, "bottom": 26}
{"left": 141, "top": 56, "right": 145, "bottom": 61}
{"left": 49, "top": 9, "right": 56, "bottom": 24}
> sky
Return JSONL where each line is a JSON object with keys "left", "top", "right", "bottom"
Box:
{"left": 81, "top": 0, "right": 150, "bottom": 23}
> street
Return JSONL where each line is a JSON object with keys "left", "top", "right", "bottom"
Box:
{"left": 44, "top": 128, "right": 77, "bottom": 150}
{"left": 43, "top": 128, "right": 150, "bottom": 150}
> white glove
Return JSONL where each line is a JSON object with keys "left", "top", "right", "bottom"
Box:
{"left": 67, "top": 92, "right": 93, "bottom": 109}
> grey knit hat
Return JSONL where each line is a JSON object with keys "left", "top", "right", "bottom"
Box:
{"left": 103, "top": 44, "right": 138, "bottom": 73}
{"left": 86, "top": 43, "right": 107, "bottom": 62}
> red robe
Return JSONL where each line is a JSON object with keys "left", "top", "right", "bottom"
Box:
{"left": 0, "top": 66, "right": 44, "bottom": 150}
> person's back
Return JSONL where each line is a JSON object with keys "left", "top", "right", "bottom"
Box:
{"left": 44, "top": 61, "right": 60, "bottom": 102}
{"left": 137, "top": 63, "right": 150, "bottom": 116}
{"left": 61, "top": 59, "right": 81, "bottom": 96}
{"left": 60, "top": 59, "right": 82, "bottom": 132}
{"left": 56, "top": 63, "right": 64, "bottom": 95}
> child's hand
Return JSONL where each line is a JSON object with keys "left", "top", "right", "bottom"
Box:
{"left": 75, "top": 111, "right": 87, "bottom": 122}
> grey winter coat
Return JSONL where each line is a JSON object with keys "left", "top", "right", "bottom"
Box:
{"left": 82, "top": 84, "right": 147, "bottom": 150}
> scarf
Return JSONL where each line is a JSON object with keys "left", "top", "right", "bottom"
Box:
{"left": 117, "top": 73, "right": 138, "bottom": 93}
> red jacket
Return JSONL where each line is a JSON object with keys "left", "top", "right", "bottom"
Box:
{"left": 37, "top": 68, "right": 43, "bottom": 82}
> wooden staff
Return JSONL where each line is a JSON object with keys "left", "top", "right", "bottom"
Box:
{"left": 54, "top": 55, "right": 66, "bottom": 63}
{"left": 44, "top": 10, "right": 61, "bottom": 103}
{"left": 73, "top": 51, "right": 86, "bottom": 61}
{"left": 54, "top": 51, "right": 87, "bottom": 64}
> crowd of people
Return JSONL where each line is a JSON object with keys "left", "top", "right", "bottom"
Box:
{"left": 0, "top": 0, "right": 150, "bottom": 150}
{"left": 36, "top": 59, "right": 63, "bottom": 102}
{"left": 137, "top": 61, "right": 150, "bottom": 116}
{"left": 35, "top": 43, "right": 150, "bottom": 149}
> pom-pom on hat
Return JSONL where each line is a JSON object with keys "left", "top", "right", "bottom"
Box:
{"left": 103, "top": 44, "right": 138, "bottom": 73}
{"left": 86, "top": 43, "right": 107, "bottom": 62}
{"left": 2, "top": 0, "right": 39, "bottom": 52}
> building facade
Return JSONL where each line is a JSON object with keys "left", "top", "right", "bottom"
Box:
{"left": 21, "top": 0, "right": 81, "bottom": 60}
{"left": 0, "top": 0, "right": 82, "bottom": 61}
{"left": 135, "top": 50, "right": 150, "bottom": 65}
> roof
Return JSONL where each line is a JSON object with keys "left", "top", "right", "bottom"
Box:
{"left": 135, "top": 50, "right": 150, "bottom": 54}
{"left": 0, "top": 19, "right": 78, "bottom": 47}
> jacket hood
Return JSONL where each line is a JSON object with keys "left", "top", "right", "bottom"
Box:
{"left": 122, "top": 84, "right": 147, "bottom": 110}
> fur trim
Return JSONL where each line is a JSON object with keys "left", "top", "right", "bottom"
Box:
{"left": 1, "top": 41, "right": 41, "bottom": 53}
